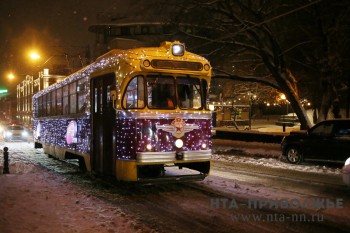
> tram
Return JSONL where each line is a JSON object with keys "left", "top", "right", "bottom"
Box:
{"left": 33, "top": 41, "right": 212, "bottom": 182}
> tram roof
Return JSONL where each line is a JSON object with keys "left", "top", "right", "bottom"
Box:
{"left": 33, "top": 41, "right": 211, "bottom": 99}
{"left": 96, "top": 41, "right": 210, "bottom": 64}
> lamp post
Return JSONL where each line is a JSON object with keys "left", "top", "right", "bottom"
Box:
{"left": 280, "top": 94, "right": 289, "bottom": 115}
{"left": 247, "top": 92, "right": 257, "bottom": 130}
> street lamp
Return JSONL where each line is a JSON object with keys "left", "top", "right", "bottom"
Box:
{"left": 280, "top": 94, "right": 289, "bottom": 114}
{"left": 29, "top": 51, "right": 41, "bottom": 61}
{"left": 247, "top": 92, "right": 256, "bottom": 130}
{"left": 7, "top": 73, "right": 15, "bottom": 81}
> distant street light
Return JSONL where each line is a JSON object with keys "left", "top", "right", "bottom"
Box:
{"left": 7, "top": 73, "right": 15, "bottom": 80}
{"left": 280, "top": 93, "right": 289, "bottom": 114}
{"left": 29, "top": 51, "right": 41, "bottom": 61}
{"left": 280, "top": 94, "right": 286, "bottom": 100}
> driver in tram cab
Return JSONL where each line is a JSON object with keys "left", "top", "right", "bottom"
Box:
{"left": 162, "top": 84, "right": 175, "bottom": 108}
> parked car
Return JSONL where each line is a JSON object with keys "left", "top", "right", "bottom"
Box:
{"left": 3, "top": 125, "right": 29, "bottom": 141}
{"left": 281, "top": 119, "right": 350, "bottom": 164}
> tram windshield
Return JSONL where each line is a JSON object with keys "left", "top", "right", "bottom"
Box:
{"left": 123, "top": 75, "right": 203, "bottom": 110}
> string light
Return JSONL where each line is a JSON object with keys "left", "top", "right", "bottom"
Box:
{"left": 33, "top": 43, "right": 212, "bottom": 171}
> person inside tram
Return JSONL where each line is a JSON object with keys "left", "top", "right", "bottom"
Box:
{"left": 161, "top": 84, "right": 175, "bottom": 108}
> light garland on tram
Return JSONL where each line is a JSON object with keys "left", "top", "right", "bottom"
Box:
{"left": 33, "top": 44, "right": 212, "bottom": 162}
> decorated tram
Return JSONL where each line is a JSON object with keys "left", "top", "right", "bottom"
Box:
{"left": 33, "top": 41, "right": 212, "bottom": 182}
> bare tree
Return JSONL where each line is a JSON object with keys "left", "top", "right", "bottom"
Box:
{"left": 170, "top": 0, "right": 320, "bottom": 129}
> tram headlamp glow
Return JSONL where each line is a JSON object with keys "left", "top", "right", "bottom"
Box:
{"left": 146, "top": 144, "right": 152, "bottom": 151}
{"left": 172, "top": 44, "right": 185, "bottom": 56}
{"left": 175, "top": 139, "right": 184, "bottom": 148}
{"left": 201, "top": 143, "right": 207, "bottom": 149}
{"left": 345, "top": 157, "right": 350, "bottom": 166}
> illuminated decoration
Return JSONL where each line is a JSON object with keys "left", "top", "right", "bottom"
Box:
{"left": 156, "top": 117, "right": 199, "bottom": 138}
{"left": 66, "top": 120, "right": 78, "bottom": 144}
{"left": 0, "top": 89, "right": 8, "bottom": 94}
{"left": 33, "top": 117, "right": 90, "bottom": 154}
{"left": 135, "top": 113, "right": 212, "bottom": 155}
{"left": 32, "top": 41, "right": 212, "bottom": 178}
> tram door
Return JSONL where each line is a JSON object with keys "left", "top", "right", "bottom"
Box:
{"left": 91, "top": 74, "right": 116, "bottom": 176}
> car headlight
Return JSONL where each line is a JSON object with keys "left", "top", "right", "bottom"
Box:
{"left": 5, "top": 131, "right": 12, "bottom": 137}
{"left": 22, "top": 131, "right": 29, "bottom": 137}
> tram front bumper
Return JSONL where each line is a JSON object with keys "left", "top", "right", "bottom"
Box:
{"left": 136, "top": 150, "right": 212, "bottom": 163}
{"left": 116, "top": 150, "right": 212, "bottom": 182}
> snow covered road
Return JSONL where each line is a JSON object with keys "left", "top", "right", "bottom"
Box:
{"left": 0, "top": 141, "right": 350, "bottom": 233}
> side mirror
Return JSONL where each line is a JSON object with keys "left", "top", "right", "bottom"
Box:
{"left": 110, "top": 90, "right": 117, "bottom": 109}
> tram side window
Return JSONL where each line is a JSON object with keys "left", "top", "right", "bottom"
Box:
{"left": 147, "top": 76, "right": 175, "bottom": 109}
{"left": 56, "top": 87, "right": 63, "bottom": 115}
{"left": 202, "top": 79, "right": 209, "bottom": 110}
{"left": 77, "top": 79, "right": 87, "bottom": 113}
{"left": 46, "top": 93, "right": 51, "bottom": 116}
{"left": 123, "top": 76, "right": 145, "bottom": 109}
{"left": 38, "top": 96, "right": 43, "bottom": 117}
{"left": 70, "top": 82, "right": 77, "bottom": 114}
{"left": 63, "top": 85, "right": 69, "bottom": 114}
{"left": 51, "top": 90, "right": 56, "bottom": 115}
{"left": 177, "top": 77, "right": 202, "bottom": 109}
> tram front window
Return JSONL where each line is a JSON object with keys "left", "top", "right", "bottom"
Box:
{"left": 123, "top": 76, "right": 145, "bottom": 109}
{"left": 147, "top": 76, "right": 176, "bottom": 109}
{"left": 177, "top": 77, "right": 202, "bottom": 109}
{"left": 124, "top": 75, "right": 203, "bottom": 110}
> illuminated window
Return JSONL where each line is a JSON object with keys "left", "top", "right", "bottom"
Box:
{"left": 123, "top": 76, "right": 145, "bottom": 109}
{"left": 177, "top": 77, "right": 202, "bottom": 110}
{"left": 69, "top": 82, "right": 77, "bottom": 114}
{"left": 46, "top": 93, "right": 51, "bottom": 116}
{"left": 51, "top": 90, "right": 56, "bottom": 115}
{"left": 63, "top": 85, "right": 69, "bottom": 115}
{"left": 146, "top": 76, "right": 175, "bottom": 109}
{"left": 56, "top": 88, "right": 62, "bottom": 115}
{"left": 77, "top": 79, "right": 87, "bottom": 113}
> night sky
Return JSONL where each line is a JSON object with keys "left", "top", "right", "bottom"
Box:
{"left": 0, "top": 0, "right": 120, "bottom": 90}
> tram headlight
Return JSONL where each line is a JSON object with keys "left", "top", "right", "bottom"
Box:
{"left": 201, "top": 143, "right": 207, "bottom": 149}
{"left": 204, "top": 63, "right": 210, "bottom": 71}
{"left": 146, "top": 144, "right": 153, "bottom": 151}
{"left": 143, "top": 59, "right": 151, "bottom": 67}
{"left": 172, "top": 44, "right": 185, "bottom": 56}
{"left": 175, "top": 139, "right": 184, "bottom": 148}
{"left": 345, "top": 157, "right": 350, "bottom": 166}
